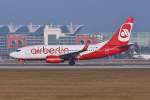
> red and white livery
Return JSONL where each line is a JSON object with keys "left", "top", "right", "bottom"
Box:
{"left": 10, "top": 17, "right": 134, "bottom": 65}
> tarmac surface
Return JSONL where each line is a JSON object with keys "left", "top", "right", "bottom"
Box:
{"left": 0, "top": 61, "right": 150, "bottom": 69}
{"left": 0, "top": 64, "right": 150, "bottom": 69}
{"left": 1, "top": 59, "right": 150, "bottom": 69}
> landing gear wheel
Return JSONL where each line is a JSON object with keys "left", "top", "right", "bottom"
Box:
{"left": 69, "top": 59, "right": 75, "bottom": 66}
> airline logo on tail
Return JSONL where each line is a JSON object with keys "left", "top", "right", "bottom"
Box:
{"left": 118, "top": 23, "right": 133, "bottom": 42}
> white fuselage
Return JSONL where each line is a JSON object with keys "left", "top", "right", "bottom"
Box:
{"left": 10, "top": 41, "right": 108, "bottom": 59}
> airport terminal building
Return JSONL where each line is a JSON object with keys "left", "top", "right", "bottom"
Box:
{"left": 0, "top": 24, "right": 150, "bottom": 57}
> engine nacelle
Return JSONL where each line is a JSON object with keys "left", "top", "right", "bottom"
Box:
{"left": 46, "top": 55, "right": 64, "bottom": 63}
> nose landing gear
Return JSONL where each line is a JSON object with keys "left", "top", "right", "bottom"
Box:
{"left": 18, "top": 59, "right": 25, "bottom": 64}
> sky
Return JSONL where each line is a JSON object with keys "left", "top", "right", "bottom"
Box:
{"left": 0, "top": 0, "right": 149, "bottom": 32}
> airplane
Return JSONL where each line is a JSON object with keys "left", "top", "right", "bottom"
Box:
{"left": 132, "top": 52, "right": 150, "bottom": 60}
{"left": 10, "top": 17, "right": 134, "bottom": 65}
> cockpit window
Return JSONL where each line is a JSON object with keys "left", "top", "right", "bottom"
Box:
{"left": 16, "top": 49, "right": 21, "bottom": 52}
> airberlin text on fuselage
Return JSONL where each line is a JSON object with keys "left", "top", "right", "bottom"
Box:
{"left": 31, "top": 46, "right": 69, "bottom": 55}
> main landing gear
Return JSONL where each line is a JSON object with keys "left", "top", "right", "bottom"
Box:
{"left": 69, "top": 58, "right": 75, "bottom": 66}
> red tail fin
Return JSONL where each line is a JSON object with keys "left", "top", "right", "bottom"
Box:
{"left": 103, "top": 17, "right": 134, "bottom": 48}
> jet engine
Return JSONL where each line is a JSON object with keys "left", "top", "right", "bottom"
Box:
{"left": 46, "top": 55, "right": 64, "bottom": 63}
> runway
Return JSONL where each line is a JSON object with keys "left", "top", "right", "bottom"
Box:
{"left": 0, "top": 59, "right": 150, "bottom": 69}
{"left": 0, "top": 64, "right": 150, "bottom": 69}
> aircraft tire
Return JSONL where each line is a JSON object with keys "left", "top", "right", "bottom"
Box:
{"left": 69, "top": 59, "right": 75, "bottom": 66}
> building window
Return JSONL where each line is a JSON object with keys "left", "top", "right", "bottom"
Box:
{"left": 18, "top": 40, "right": 23, "bottom": 47}
{"left": 80, "top": 40, "right": 84, "bottom": 44}
{"left": 12, "top": 40, "right": 16, "bottom": 47}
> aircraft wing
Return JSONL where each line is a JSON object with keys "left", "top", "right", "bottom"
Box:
{"left": 60, "top": 42, "right": 90, "bottom": 61}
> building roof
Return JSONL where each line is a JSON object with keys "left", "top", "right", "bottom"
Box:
{"left": 0, "top": 24, "right": 84, "bottom": 35}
